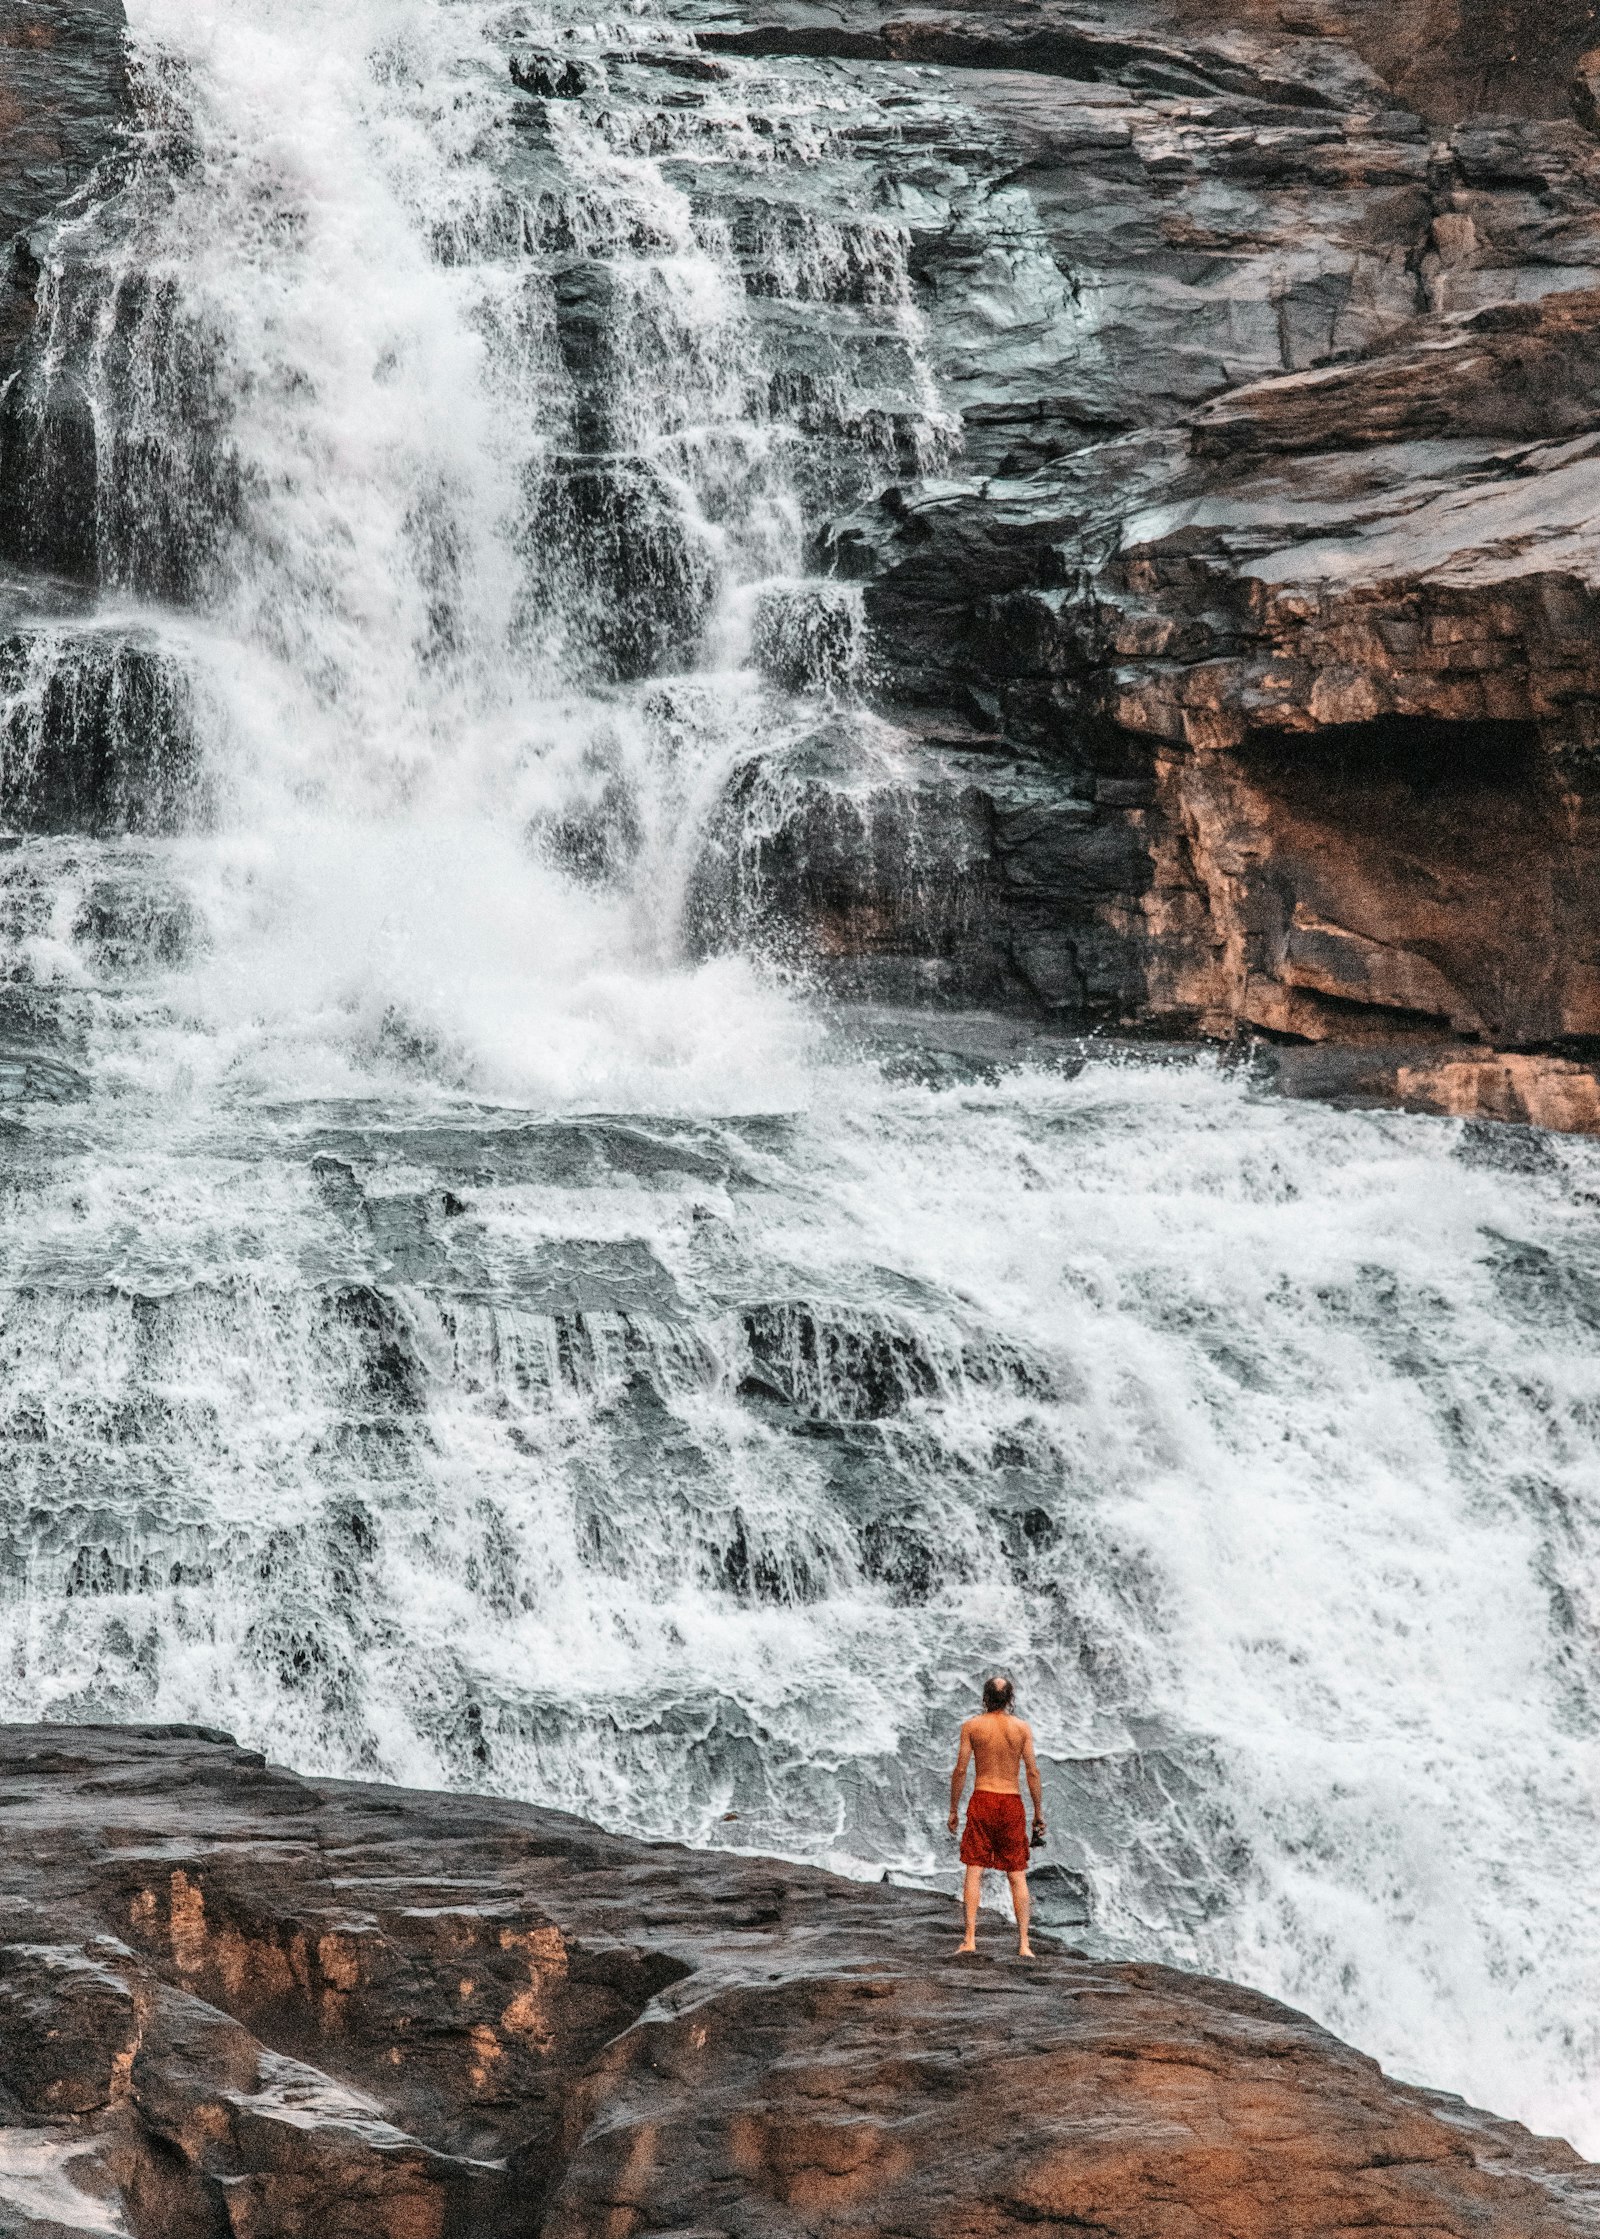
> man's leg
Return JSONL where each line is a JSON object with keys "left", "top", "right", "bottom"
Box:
{"left": 1007, "top": 1869, "right": 1033, "bottom": 1957}
{"left": 959, "top": 1865, "right": 982, "bottom": 1951}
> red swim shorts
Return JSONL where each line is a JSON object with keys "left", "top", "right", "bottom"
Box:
{"left": 960, "top": 1789, "right": 1028, "bottom": 1872}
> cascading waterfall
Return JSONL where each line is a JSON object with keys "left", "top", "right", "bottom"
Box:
{"left": 0, "top": 0, "right": 1596, "bottom": 2165}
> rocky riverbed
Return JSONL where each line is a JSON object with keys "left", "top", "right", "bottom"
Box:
{"left": 0, "top": 1722, "right": 1595, "bottom": 2238}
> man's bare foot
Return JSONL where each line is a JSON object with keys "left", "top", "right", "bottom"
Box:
{"left": 956, "top": 1940, "right": 977, "bottom": 1954}
{"left": 1017, "top": 1943, "right": 1035, "bottom": 1958}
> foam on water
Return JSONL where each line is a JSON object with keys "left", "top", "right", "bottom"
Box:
{"left": 0, "top": 0, "right": 1595, "bottom": 2167}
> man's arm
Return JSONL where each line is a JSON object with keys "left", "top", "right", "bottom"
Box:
{"left": 1022, "top": 1724, "right": 1045, "bottom": 1834}
{"left": 948, "top": 1723, "right": 973, "bottom": 1833}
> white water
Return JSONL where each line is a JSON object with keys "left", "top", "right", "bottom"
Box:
{"left": 0, "top": 0, "right": 1596, "bottom": 2164}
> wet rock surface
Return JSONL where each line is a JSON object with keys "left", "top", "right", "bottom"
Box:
{"left": 0, "top": 0, "right": 129, "bottom": 594}
{"left": 0, "top": 0, "right": 125, "bottom": 380}
{"left": 0, "top": 1722, "right": 1595, "bottom": 2239}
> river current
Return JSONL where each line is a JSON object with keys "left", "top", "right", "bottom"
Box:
{"left": 1, "top": 0, "right": 1597, "bottom": 2156}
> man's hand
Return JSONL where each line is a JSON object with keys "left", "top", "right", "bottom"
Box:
{"left": 948, "top": 1810, "right": 959, "bottom": 1835}
{"left": 1021, "top": 1723, "right": 1045, "bottom": 1840}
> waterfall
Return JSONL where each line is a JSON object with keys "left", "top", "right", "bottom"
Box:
{"left": 0, "top": 0, "right": 1595, "bottom": 2164}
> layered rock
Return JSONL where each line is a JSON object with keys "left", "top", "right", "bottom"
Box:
{"left": 0, "top": 1723, "right": 1596, "bottom": 2238}
{"left": 667, "top": 0, "right": 1600, "bottom": 1120}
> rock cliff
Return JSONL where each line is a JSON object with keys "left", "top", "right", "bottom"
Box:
{"left": 668, "top": 0, "right": 1600, "bottom": 1123}
{"left": 0, "top": 1723, "right": 1594, "bottom": 2239}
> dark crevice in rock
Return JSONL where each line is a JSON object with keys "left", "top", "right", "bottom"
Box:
{"left": 1241, "top": 710, "right": 1546, "bottom": 787}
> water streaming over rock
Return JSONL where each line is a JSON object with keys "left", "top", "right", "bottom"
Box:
{"left": 0, "top": 0, "right": 1596, "bottom": 2159}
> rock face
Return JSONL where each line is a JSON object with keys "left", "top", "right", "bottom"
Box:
{"left": 0, "top": 0, "right": 128, "bottom": 572}
{"left": 0, "top": 1723, "right": 1595, "bottom": 2239}
{"left": 0, "top": 0, "right": 125, "bottom": 379}
{"left": 663, "top": 0, "right": 1600, "bottom": 1120}
{"left": 0, "top": 0, "right": 175, "bottom": 866}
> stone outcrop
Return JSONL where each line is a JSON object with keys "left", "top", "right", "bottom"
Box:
{"left": 667, "top": 0, "right": 1600, "bottom": 1121}
{"left": 0, "top": 0, "right": 182, "bottom": 877}
{"left": 0, "top": 1722, "right": 1595, "bottom": 2238}
{"left": 0, "top": 0, "right": 129, "bottom": 582}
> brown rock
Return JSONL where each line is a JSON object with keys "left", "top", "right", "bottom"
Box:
{"left": 1189, "top": 289, "right": 1600, "bottom": 457}
{"left": 0, "top": 1724, "right": 1595, "bottom": 2239}
{"left": 1573, "top": 42, "right": 1600, "bottom": 131}
{"left": 1197, "top": 0, "right": 1600, "bottom": 126}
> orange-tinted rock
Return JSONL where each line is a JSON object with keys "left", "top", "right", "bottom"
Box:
{"left": 0, "top": 1724, "right": 1595, "bottom": 2239}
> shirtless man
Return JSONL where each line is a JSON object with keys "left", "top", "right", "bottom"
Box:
{"left": 948, "top": 1674, "right": 1045, "bottom": 1956}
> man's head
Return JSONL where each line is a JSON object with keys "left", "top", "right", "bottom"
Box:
{"left": 982, "top": 1674, "right": 1015, "bottom": 1714}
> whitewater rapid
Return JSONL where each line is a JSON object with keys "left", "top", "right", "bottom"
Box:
{"left": 0, "top": 0, "right": 1595, "bottom": 2165}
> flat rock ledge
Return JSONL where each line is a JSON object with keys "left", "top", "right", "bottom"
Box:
{"left": 0, "top": 1725, "right": 1593, "bottom": 2239}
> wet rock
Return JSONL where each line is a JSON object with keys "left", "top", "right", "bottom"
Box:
{"left": 0, "top": 1723, "right": 1595, "bottom": 2239}
{"left": 0, "top": 624, "right": 206, "bottom": 834}
{"left": 301, "top": 1117, "right": 741, "bottom": 1191}
{"left": 0, "top": 1044, "right": 87, "bottom": 1103}
{"left": 1026, "top": 1856, "right": 1094, "bottom": 1927}
{"left": 72, "top": 870, "right": 199, "bottom": 968}
{"left": 529, "top": 455, "right": 720, "bottom": 682}
{"left": 751, "top": 580, "right": 866, "bottom": 695}
{"left": 0, "top": 0, "right": 127, "bottom": 382}
{"left": 1265, "top": 1038, "right": 1600, "bottom": 1128}
{"left": 510, "top": 47, "right": 597, "bottom": 98}
{"left": 741, "top": 1297, "right": 944, "bottom": 1418}
{"left": 0, "top": 0, "right": 133, "bottom": 587}
{"left": 699, "top": 0, "right": 1393, "bottom": 111}
{"left": 514, "top": 1237, "right": 685, "bottom": 1318}
{"left": 686, "top": 723, "right": 1006, "bottom": 997}
{"left": 328, "top": 1284, "right": 428, "bottom": 1412}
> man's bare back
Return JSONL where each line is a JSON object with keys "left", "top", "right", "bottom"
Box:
{"left": 948, "top": 1677, "right": 1045, "bottom": 1956}
{"left": 962, "top": 1710, "right": 1035, "bottom": 1794}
